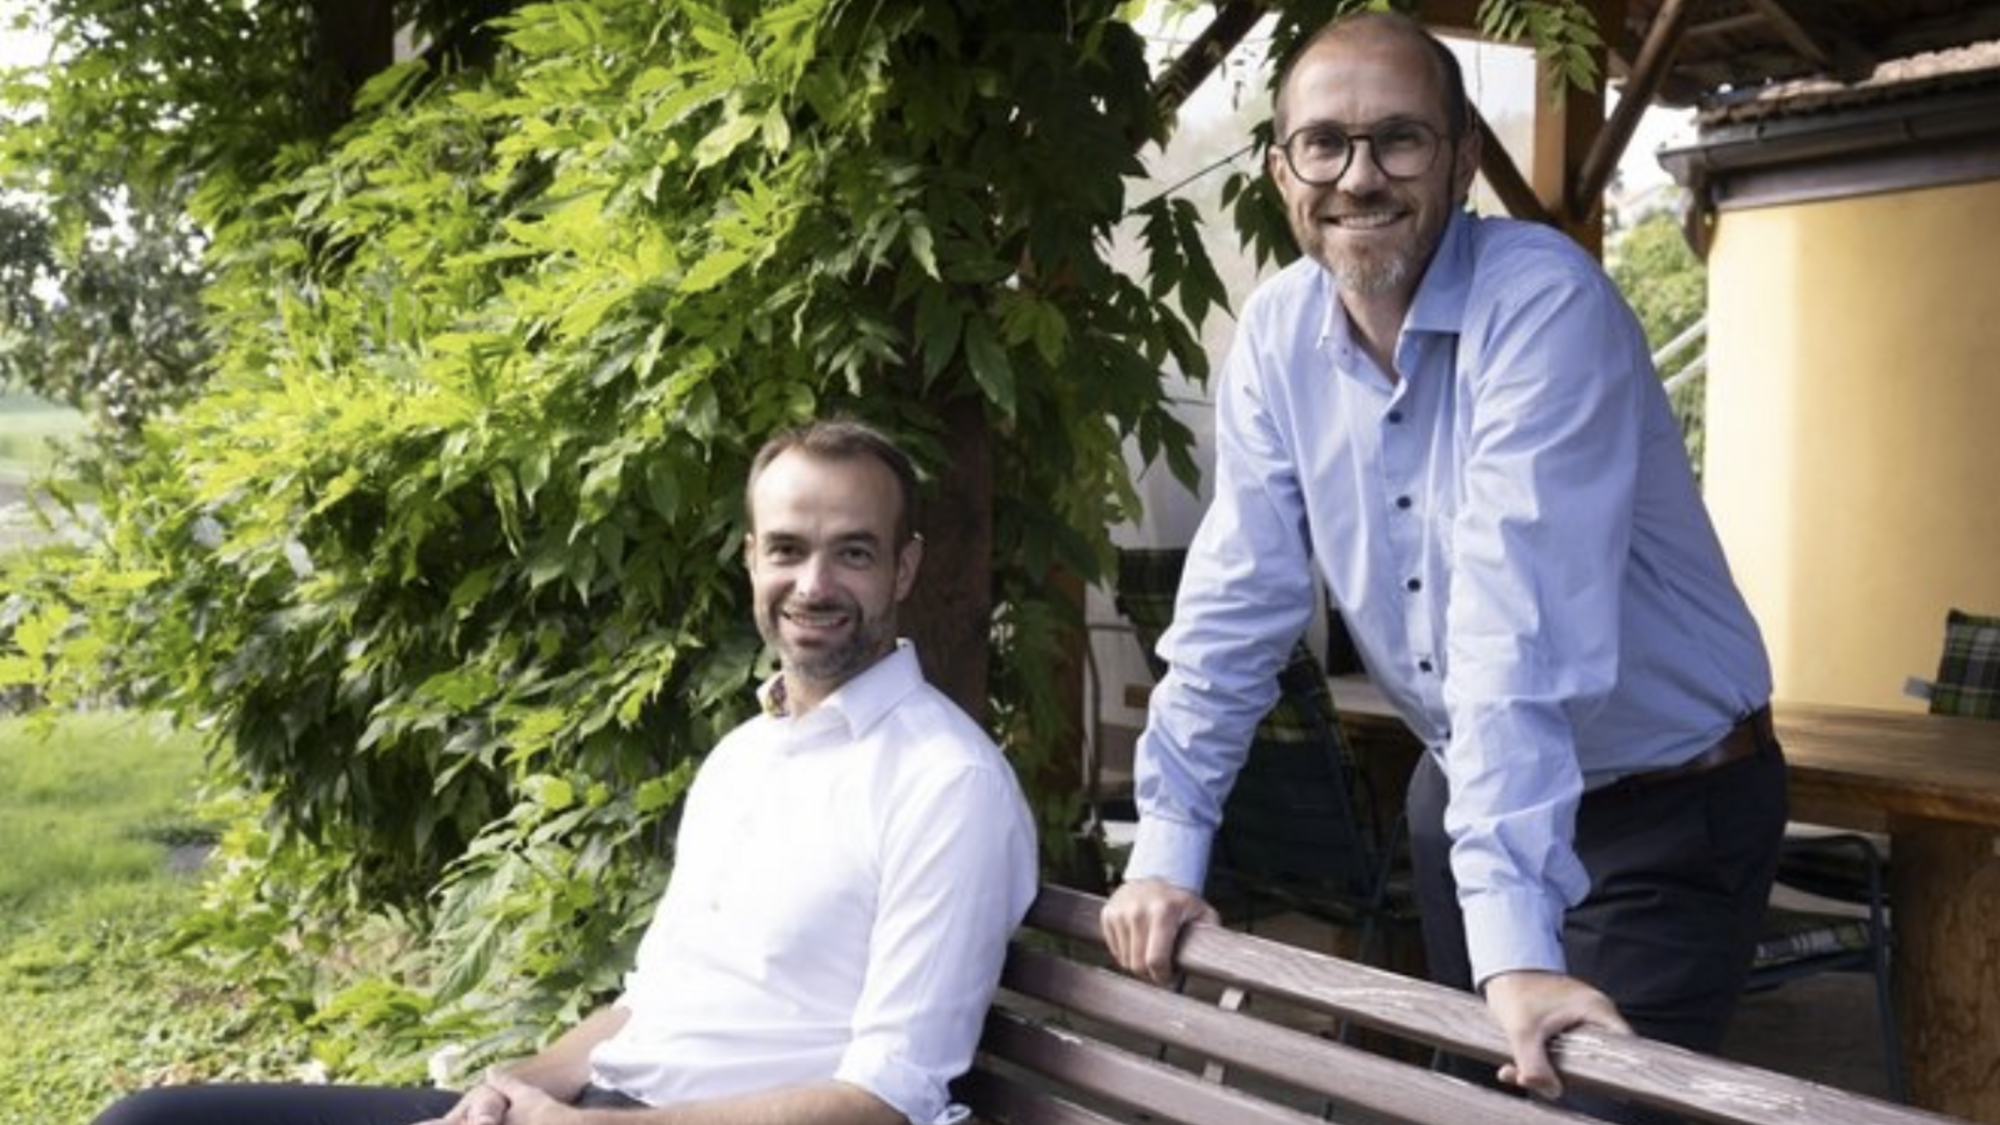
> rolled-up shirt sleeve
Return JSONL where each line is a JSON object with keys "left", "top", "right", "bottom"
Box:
{"left": 835, "top": 763, "right": 1038, "bottom": 1123}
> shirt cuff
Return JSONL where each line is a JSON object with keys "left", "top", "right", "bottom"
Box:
{"left": 833, "top": 1048, "right": 941, "bottom": 1125}
{"left": 1461, "top": 888, "right": 1567, "bottom": 989}
{"left": 1123, "top": 814, "right": 1214, "bottom": 894}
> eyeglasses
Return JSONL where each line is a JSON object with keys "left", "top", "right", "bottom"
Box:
{"left": 1274, "top": 120, "right": 1446, "bottom": 185}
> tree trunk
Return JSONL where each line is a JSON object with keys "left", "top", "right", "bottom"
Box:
{"left": 308, "top": 0, "right": 395, "bottom": 131}
{"left": 907, "top": 391, "right": 993, "bottom": 722}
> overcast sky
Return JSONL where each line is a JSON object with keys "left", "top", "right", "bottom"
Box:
{"left": 0, "top": 1, "right": 44, "bottom": 67}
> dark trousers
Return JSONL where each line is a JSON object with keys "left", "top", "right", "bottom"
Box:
{"left": 92, "top": 1084, "right": 460, "bottom": 1125}
{"left": 92, "top": 1081, "right": 645, "bottom": 1125}
{"left": 1408, "top": 735, "right": 1787, "bottom": 1123}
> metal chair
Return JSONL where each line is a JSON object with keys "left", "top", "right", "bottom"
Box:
{"left": 1749, "top": 829, "right": 1904, "bottom": 1102}
{"left": 1109, "top": 547, "right": 1413, "bottom": 968}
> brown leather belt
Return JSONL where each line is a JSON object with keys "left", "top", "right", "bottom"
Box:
{"left": 1605, "top": 706, "right": 1777, "bottom": 793}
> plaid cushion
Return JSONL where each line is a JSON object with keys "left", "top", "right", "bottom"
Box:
{"left": 1754, "top": 907, "right": 1874, "bottom": 968}
{"left": 1930, "top": 608, "right": 2000, "bottom": 719}
{"left": 1112, "top": 548, "right": 1184, "bottom": 681}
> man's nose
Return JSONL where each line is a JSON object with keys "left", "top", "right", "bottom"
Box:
{"left": 792, "top": 551, "right": 833, "bottom": 597}
{"left": 1337, "top": 138, "right": 1389, "bottom": 191}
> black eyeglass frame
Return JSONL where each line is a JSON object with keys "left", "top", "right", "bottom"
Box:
{"left": 1272, "top": 119, "right": 1450, "bottom": 186}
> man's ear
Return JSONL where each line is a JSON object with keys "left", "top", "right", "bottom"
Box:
{"left": 743, "top": 531, "right": 757, "bottom": 569}
{"left": 894, "top": 535, "right": 923, "bottom": 603}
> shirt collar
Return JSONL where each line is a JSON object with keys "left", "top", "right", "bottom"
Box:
{"left": 1312, "top": 209, "right": 1476, "bottom": 352}
{"left": 1402, "top": 208, "right": 1474, "bottom": 337}
{"left": 755, "top": 640, "right": 925, "bottom": 736}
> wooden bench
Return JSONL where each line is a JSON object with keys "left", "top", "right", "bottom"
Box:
{"left": 959, "top": 884, "right": 1962, "bottom": 1125}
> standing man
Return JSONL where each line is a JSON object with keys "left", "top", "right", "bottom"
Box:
{"left": 97, "top": 418, "right": 1038, "bottom": 1125}
{"left": 1100, "top": 12, "right": 1784, "bottom": 1116}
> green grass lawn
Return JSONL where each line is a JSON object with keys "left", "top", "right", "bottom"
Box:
{"left": 0, "top": 712, "right": 310, "bottom": 1125}
{"left": 0, "top": 713, "right": 209, "bottom": 922}
{"left": 0, "top": 396, "right": 85, "bottom": 481}
{"left": 0, "top": 397, "right": 91, "bottom": 556}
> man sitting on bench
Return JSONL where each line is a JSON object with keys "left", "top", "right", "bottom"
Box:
{"left": 95, "top": 418, "right": 1039, "bottom": 1125}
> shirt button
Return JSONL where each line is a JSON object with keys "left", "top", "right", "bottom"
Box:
{"left": 1395, "top": 495, "right": 1413, "bottom": 510}
{"left": 1418, "top": 659, "right": 1435, "bottom": 673}
{"left": 1405, "top": 577, "right": 1422, "bottom": 592}
{"left": 1387, "top": 410, "right": 1405, "bottom": 424}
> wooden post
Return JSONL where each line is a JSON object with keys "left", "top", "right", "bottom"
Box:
{"left": 1528, "top": 0, "right": 1618, "bottom": 255}
{"left": 1890, "top": 821, "right": 2000, "bottom": 1120}
{"left": 1473, "top": 106, "right": 1557, "bottom": 227}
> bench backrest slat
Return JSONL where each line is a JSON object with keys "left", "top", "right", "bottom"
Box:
{"left": 1173, "top": 919, "right": 1941, "bottom": 1125}
{"left": 998, "top": 885, "right": 1962, "bottom": 1125}
{"left": 978, "top": 1010, "right": 1327, "bottom": 1125}
{"left": 998, "top": 945, "right": 1591, "bottom": 1125}
{"left": 953, "top": 1068, "right": 1127, "bottom": 1125}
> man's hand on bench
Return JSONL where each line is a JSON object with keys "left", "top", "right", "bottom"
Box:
{"left": 1100, "top": 880, "right": 1639, "bottom": 1106}
{"left": 1484, "top": 968, "right": 1633, "bottom": 1100}
{"left": 1101, "top": 878, "right": 1222, "bottom": 984}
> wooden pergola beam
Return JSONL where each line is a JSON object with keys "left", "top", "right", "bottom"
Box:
{"left": 1528, "top": 0, "right": 1616, "bottom": 253}
{"left": 1472, "top": 103, "right": 1557, "bottom": 227}
{"left": 1413, "top": 0, "right": 1483, "bottom": 34}
{"left": 1152, "top": 0, "right": 1268, "bottom": 121}
{"left": 1573, "top": 0, "right": 1692, "bottom": 213}
{"left": 1685, "top": 12, "right": 1766, "bottom": 41}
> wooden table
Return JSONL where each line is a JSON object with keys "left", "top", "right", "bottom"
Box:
{"left": 1327, "top": 682, "right": 2000, "bottom": 1122}
{"left": 1777, "top": 702, "right": 2000, "bottom": 1123}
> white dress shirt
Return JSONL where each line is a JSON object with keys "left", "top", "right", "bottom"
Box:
{"left": 1127, "top": 210, "right": 1771, "bottom": 985}
{"left": 588, "top": 643, "right": 1038, "bottom": 1123}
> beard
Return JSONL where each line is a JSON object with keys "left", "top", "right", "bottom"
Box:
{"left": 1286, "top": 183, "right": 1443, "bottom": 299}
{"left": 759, "top": 594, "right": 896, "bottom": 692}
{"left": 1324, "top": 245, "right": 1413, "bottom": 297}
{"left": 1296, "top": 201, "right": 1417, "bottom": 297}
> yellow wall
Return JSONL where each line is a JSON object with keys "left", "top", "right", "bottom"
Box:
{"left": 1705, "top": 178, "right": 2000, "bottom": 710}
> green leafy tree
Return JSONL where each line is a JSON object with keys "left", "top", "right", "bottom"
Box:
{"left": 1608, "top": 207, "right": 1708, "bottom": 473}
{"left": 0, "top": 196, "right": 208, "bottom": 432}
{"left": 0, "top": 0, "right": 510, "bottom": 433}
{"left": 1610, "top": 209, "right": 1706, "bottom": 351}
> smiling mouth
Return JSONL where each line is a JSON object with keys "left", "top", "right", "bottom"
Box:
{"left": 782, "top": 606, "right": 852, "bottom": 633}
{"left": 1328, "top": 209, "right": 1404, "bottom": 230}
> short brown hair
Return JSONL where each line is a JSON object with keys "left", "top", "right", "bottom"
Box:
{"left": 747, "top": 418, "right": 921, "bottom": 545}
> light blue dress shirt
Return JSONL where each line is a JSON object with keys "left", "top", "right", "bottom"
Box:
{"left": 1127, "top": 210, "right": 1772, "bottom": 985}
